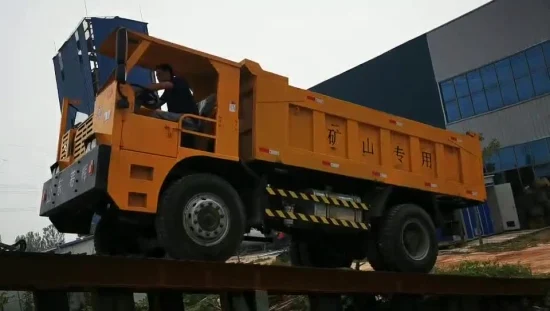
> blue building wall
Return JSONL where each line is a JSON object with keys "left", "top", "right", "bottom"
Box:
{"left": 52, "top": 17, "right": 153, "bottom": 128}
{"left": 309, "top": 35, "right": 446, "bottom": 129}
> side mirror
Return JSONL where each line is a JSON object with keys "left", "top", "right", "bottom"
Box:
{"left": 115, "top": 27, "right": 128, "bottom": 84}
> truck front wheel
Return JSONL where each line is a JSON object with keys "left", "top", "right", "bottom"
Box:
{"left": 156, "top": 173, "right": 246, "bottom": 261}
{"left": 378, "top": 203, "right": 438, "bottom": 273}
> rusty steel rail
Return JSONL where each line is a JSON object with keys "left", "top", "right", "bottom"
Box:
{"left": 0, "top": 252, "right": 549, "bottom": 311}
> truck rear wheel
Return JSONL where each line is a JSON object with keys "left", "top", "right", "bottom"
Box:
{"left": 378, "top": 203, "right": 438, "bottom": 273}
{"left": 156, "top": 173, "right": 246, "bottom": 261}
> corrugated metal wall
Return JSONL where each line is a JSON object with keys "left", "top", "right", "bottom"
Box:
{"left": 446, "top": 95, "right": 550, "bottom": 148}
{"left": 309, "top": 35, "right": 446, "bottom": 129}
{"left": 52, "top": 17, "right": 152, "bottom": 128}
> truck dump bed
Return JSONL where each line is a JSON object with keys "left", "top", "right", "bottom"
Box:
{"left": 240, "top": 61, "right": 486, "bottom": 202}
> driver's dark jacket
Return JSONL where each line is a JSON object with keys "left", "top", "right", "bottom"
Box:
{"left": 160, "top": 76, "right": 198, "bottom": 115}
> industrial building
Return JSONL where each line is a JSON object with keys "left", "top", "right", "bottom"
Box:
{"left": 311, "top": 0, "right": 550, "bottom": 238}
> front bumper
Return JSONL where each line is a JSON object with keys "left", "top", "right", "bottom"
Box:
{"left": 40, "top": 145, "right": 111, "bottom": 217}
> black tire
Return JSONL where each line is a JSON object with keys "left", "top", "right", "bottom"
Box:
{"left": 365, "top": 223, "right": 393, "bottom": 271}
{"left": 289, "top": 239, "right": 310, "bottom": 266}
{"left": 289, "top": 235, "right": 353, "bottom": 268}
{"left": 378, "top": 203, "right": 438, "bottom": 273}
{"left": 155, "top": 173, "right": 246, "bottom": 261}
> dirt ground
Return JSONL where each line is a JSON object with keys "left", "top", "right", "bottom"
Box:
{"left": 436, "top": 244, "right": 550, "bottom": 274}
{"left": 436, "top": 228, "right": 550, "bottom": 274}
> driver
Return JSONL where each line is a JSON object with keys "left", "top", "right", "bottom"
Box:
{"left": 133, "top": 64, "right": 199, "bottom": 148}
{"left": 140, "top": 63, "right": 199, "bottom": 123}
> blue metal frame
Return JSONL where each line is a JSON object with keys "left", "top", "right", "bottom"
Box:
{"left": 52, "top": 17, "right": 153, "bottom": 130}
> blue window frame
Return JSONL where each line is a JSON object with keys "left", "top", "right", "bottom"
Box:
{"left": 458, "top": 96, "right": 474, "bottom": 118}
{"left": 514, "top": 144, "right": 532, "bottom": 167}
{"left": 467, "top": 71, "right": 484, "bottom": 93}
{"left": 526, "top": 46, "right": 546, "bottom": 72}
{"left": 480, "top": 65, "right": 498, "bottom": 88}
{"left": 483, "top": 138, "right": 550, "bottom": 174}
{"left": 500, "top": 82, "right": 518, "bottom": 105}
{"left": 516, "top": 75, "right": 535, "bottom": 101}
{"left": 441, "top": 81, "right": 456, "bottom": 102}
{"left": 510, "top": 53, "right": 529, "bottom": 78}
{"left": 543, "top": 42, "right": 550, "bottom": 65}
{"left": 529, "top": 139, "right": 550, "bottom": 165}
{"left": 532, "top": 71, "right": 550, "bottom": 95}
{"left": 471, "top": 92, "right": 488, "bottom": 114}
{"left": 441, "top": 40, "right": 550, "bottom": 123}
{"left": 454, "top": 75, "right": 469, "bottom": 98}
{"left": 444, "top": 100, "right": 460, "bottom": 122}
{"left": 496, "top": 59, "right": 514, "bottom": 83}
{"left": 499, "top": 147, "right": 517, "bottom": 171}
{"left": 484, "top": 152, "right": 500, "bottom": 173}
{"left": 485, "top": 88, "right": 503, "bottom": 110}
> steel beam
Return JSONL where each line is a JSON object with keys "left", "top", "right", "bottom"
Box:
{"left": 0, "top": 252, "right": 549, "bottom": 298}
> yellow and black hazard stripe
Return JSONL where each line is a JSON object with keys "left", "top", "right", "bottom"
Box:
{"left": 265, "top": 209, "right": 370, "bottom": 230}
{"left": 265, "top": 187, "right": 370, "bottom": 211}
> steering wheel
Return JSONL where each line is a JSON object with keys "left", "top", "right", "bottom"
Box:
{"left": 131, "top": 83, "right": 160, "bottom": 109}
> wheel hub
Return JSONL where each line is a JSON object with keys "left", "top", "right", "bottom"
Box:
{"left": 400, "top": 219, "right": 430, "bottom": 261}
{"left": 183, "top": 194, "right": 230, "bottom": 247}
{"left": 197, "top": 205, "right": 221, "bottom": 231}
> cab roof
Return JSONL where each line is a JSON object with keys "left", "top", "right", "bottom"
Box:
{"left": 98, "top": 29, "right": 241, "bottom": 77}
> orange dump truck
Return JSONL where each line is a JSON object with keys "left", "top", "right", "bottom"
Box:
{"left": 40, "top": 28, "right": 486, "bottom": 273}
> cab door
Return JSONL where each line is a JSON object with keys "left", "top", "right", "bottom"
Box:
{"left": 120, "top": 113, "right": 179, "bottom": 158}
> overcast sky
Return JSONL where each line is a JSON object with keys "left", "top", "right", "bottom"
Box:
{"left": 0, "top": 0, "right": 489, "bottom": 244}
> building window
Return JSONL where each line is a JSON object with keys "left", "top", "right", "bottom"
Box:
{"left": 499, "top": 146, "right": 517, "bottom": 171}
{"left": 441, "top": 40, "right": 550, "bottom": 123}
{"left": 484, "top": 152, "right": 500, "bottom": 173}
{"left": 514, "top": 143, "right": 532, "bottom": 167}
{"left": 484, "top": 138, "right": 550, "bottom": 174}
{"left": 529, "top": 139, "right": 550, "bottom": 165}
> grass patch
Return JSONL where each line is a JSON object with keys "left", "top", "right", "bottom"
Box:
{"left": 435, "top": 260, "right": 536, "bottom": 278}
{"left": 471, "top": 228, "right": 550, "bottom": 253}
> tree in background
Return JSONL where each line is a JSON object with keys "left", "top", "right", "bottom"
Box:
{"left": 476, "top": 132, "right": 501, "bottom": 173}
{"left": 481, "top": 136, "right": 501, "bottom": 160}
{"left": 14, "top": 224, "right": 64, "bottom": 252}
{"left": 41, "top": 224, "right": 65, "bottom": 250}
{"left": 11, "top": 224, "right": 65, "bottom": 310}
